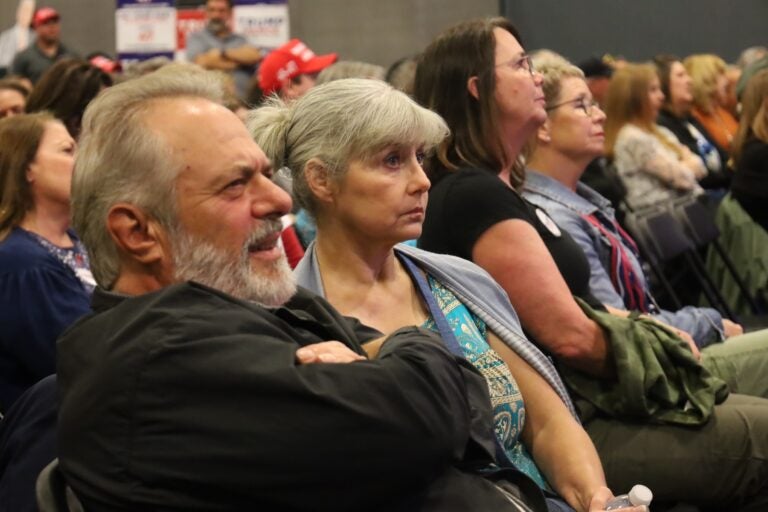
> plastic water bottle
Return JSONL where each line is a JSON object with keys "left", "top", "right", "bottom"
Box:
{"left": 605, "top": 484, "right": 653, "bottom": 510}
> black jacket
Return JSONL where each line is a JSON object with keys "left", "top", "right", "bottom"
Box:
{"left": 57, "top": 282, "right": 545, "bottom": 511}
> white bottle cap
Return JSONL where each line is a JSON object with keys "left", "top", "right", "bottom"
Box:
{"left": 628, "top": 485, "right": 653, "bottom": 506}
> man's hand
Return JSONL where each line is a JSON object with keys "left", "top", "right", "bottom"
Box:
{"left": 722, "top": 319, "right": 744, "bottom": 339}
{"left": 295, "top": 341, "right": 366, "bottom": 364}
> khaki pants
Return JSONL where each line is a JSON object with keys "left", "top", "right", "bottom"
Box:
{"left": 585, "top": 393, "right": 768, "bottom": 511}
{"left": 701, "top": 328, "right": 768, "bottom": 398}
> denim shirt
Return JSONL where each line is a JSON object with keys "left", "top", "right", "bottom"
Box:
{"left": 523, "top": 169, "right": 724, "bottom": 348}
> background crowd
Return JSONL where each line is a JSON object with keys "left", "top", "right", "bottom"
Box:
{"left": 1, "top": 2, "right": 768, "bottom": 512}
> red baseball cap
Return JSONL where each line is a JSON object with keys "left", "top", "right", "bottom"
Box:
{"left": 32, "top": 7, "right": 60, "bottom": 28}
{"left": 258, "top": 39, "right": 337, "bottom": 95}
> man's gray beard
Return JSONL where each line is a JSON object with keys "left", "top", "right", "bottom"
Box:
{"left": 171, "top": 219, "right": 297, "bottom": 307}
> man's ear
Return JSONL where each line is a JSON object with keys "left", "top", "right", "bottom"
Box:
{"left": 304, "top": 158, "right": 335, "bottom": 204}
{"left": 467, "top": 76, "right": 480, "bottom": 100}
{"left": 106, "top": 204, "right": 167, "bottom": 265}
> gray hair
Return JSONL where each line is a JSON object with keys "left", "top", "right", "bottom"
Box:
{"left": 247, "top": 78, "right": 448, "bottom": 217}
{"left": 737, "top": 46, "right": 768, "bottom": 70}
{"left": 72, "top": 65, "right": 224, "bottom": 288}
{"left": 531, "top": 50, "right": 585, "bottom": 106}
{"left": 316, "top": 60, "right": 386, "bottom": 85}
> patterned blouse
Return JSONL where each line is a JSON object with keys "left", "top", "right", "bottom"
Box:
{"left": 27, "top": 231, "right": 96, "bottom": 294}
{"left": 421, "top": 274, "right": 548, "bottom": 489}
{"left": 614, "top": 124, "right": 703, "bottom": 210}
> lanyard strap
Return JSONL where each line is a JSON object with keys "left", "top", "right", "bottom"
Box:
{"left": 398, "top": 253, "right": 516, "bottom": 469}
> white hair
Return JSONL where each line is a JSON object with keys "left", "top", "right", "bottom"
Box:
{"left": 247, "top": 78, "right": 448, "bottom": 217}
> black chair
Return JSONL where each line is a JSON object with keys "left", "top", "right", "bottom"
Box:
{"left": 36, "top": 459, "right": 84, "bottom": 512}
{"left": 622, "top": 203, "right": 738, "bottom": 320}
{"left": 623, "top": 205, "right": 690, "bottom": 311}
{"left": 669, "top": 195, "right": 765, "bottom": 316}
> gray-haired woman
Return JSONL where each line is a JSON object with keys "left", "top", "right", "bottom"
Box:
{"left": 248, "top": 78, "right": 635, "bottom": 512}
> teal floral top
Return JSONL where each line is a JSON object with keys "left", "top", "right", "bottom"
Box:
{"left": 421, "top": 274, "right": 548, "bottom": 489}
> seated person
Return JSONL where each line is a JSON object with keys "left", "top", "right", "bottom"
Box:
{"left": 0, "top": 113, "right": 93, "bottom": 413}
{"left": 56, "top": 64, "right": 597, "bottom": 512}
{"left": 603, "top": 63, "right": 706, "bottom": 210}
{"left": 415, "top": 17, "right": 768, "bottom": 510}
{"left": 250, "top": 77, "right": 619, "bottom": 512}
{"left": 0, "top": 375, "right": 57, "bottom": 512}
{"left": 730, "top": 69, "right": 768, "bottom": 233}
{"left": 522, "top": 56, "right": 768, "bottom": 395}
{"left": 256, "top": 38, "right": 336, "bottom": 102}
{"left": 0, "top": 78, "right": 28, "bottom": 118}
{"left": 25, "top": 57, "right": 113, "bottom": 139}
{"left": 684, "top": 54, "right": 739, "bottom": 154}
{"left": 654, "top": 55, "right": 730, "bottom": 191}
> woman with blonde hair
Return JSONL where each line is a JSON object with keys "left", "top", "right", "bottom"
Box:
{"left": 730, "top": 69, "right": 768, "bottom": 231}
{"left": 0, "top": 113, "right": 94, "bottom": 412}
{"left": 603, "top": 63, "right": 705, "bottom": 210}
{"left": 684, "top": 54, "right": 739, "bottom": 153}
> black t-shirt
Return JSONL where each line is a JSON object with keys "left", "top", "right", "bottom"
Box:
{"left": 732, "top": 138, "right": 768, "bottom": 231}
{"left": 420, "top": 167, "right": 602, "bottom": 308}
{"left": 656, "top": 109, "right": 731, "bottom": 189}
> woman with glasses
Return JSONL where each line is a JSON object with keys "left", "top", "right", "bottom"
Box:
{"left": 524, "top": 52, "right": 768, "bottom": 383}
{"left": 415, "top": 20, "right": 768, "bottom": 511}
{"left": 251, "top": 75, "right": 632, "bottom": 512}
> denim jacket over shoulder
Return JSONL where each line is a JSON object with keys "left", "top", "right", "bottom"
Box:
{"left": 523, "top": 169, "right": 723, "bottom": 348}
{"left": 294, "top": 242, "right": 578, "bottom": 418}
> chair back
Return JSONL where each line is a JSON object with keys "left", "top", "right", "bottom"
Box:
{"left": 36, "top": 459, "right": 85, "bottom": 512}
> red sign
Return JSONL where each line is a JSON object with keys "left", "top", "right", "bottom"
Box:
{"left": 176, "top": 9, "right": 206, "bottom": 50}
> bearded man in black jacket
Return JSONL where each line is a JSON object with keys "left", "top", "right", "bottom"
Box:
{"left": 52, "top": 65, "right": 558, "bottom": 512}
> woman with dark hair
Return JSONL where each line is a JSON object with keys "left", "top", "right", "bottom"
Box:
{"left": 415, "top": 18, "right": 768, "bottom": 511}
{"left": 730, "top": 69, "right": 768, "bottom": 231}
{"left": 654, "top": 55, "right": 730, "bottom": 190}
{"left": 0, "top": 113, "right": 94, "bottom": 413}
{"left": 25, "top": 58, "right": 112, "bottom": 138}
{"left": 0, "top": 78, "right": 29, "bottom": 118}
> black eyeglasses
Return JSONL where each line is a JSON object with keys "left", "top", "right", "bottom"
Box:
{"left": 546, "top": 97, "right": 600, "bottom": 116}
{"left": 494, "top": 54, "right": 536, "bottom": 78}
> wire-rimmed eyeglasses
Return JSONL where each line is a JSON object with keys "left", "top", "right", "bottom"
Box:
{"left": 494, "top": 54, "right": 536, "bottom": 78}
{"left": 546, "top": 97, "right": 600, "bottom": 116}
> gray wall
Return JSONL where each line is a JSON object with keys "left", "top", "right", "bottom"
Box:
{"left": 0, "top": 0, "right": 499, "bottom": 67}
{"left": 3, "top": 1, "right": 765, "bottom": 68}
{"left": 502, "top": 0, "right": 768, "bottom": 64}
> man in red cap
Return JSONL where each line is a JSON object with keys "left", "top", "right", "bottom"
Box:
{"left": 258, "top": 38, "right": 336, "bottom": 101}
{"left": 10, "top": 6, "right": 76, "bottom": 84}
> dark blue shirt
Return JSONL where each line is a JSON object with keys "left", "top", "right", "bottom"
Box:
{"left": 0, "top": 228, "right": 91, "bottom": 412}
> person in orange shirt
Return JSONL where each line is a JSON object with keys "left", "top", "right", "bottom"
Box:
{"left": 684, "top": 54, "right": 739, "bottom": 155}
